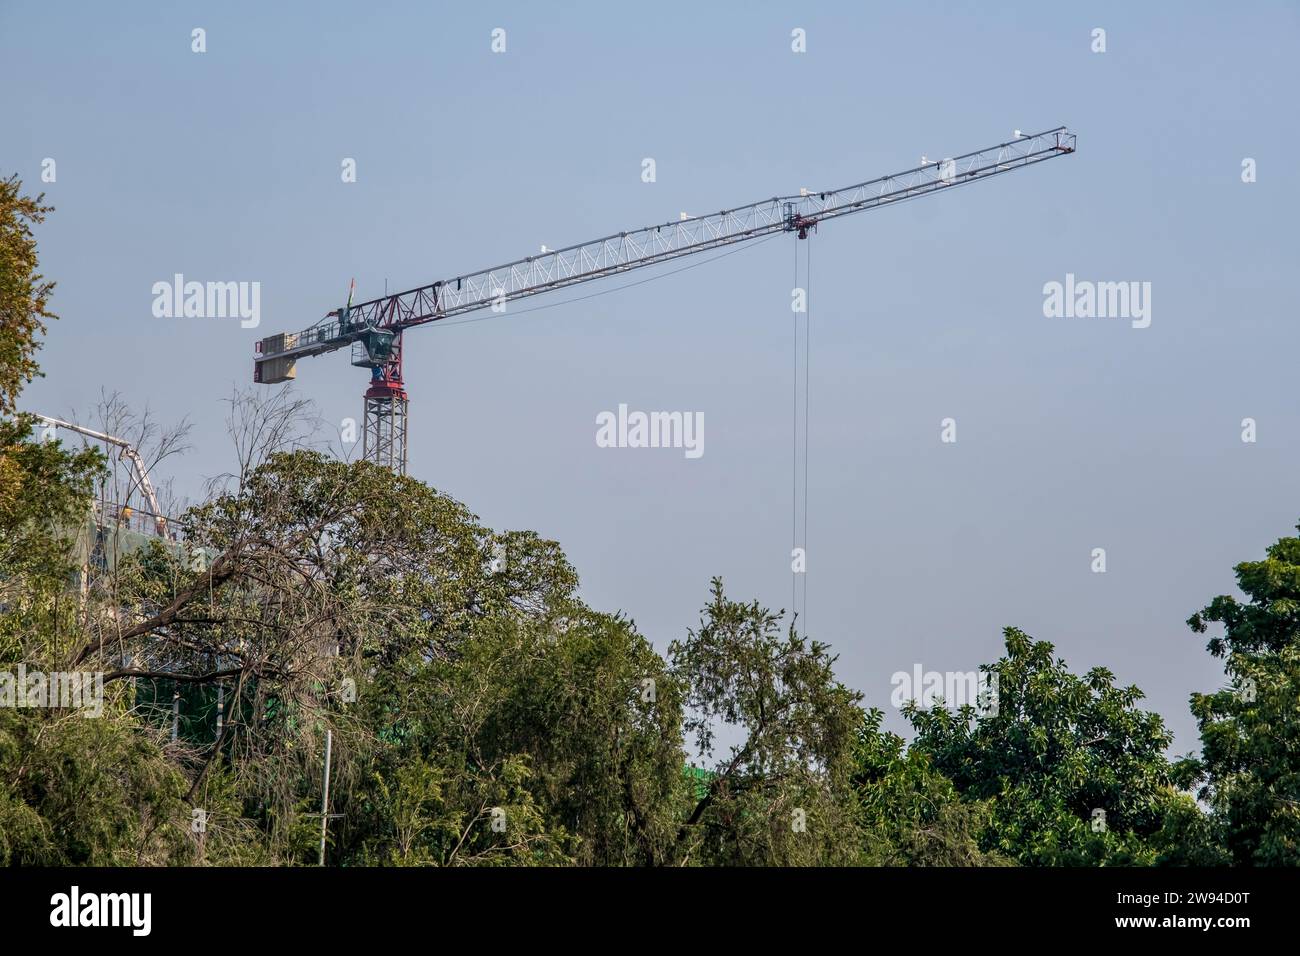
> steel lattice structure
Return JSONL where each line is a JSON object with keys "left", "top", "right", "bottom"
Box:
{"left": 362, "top": 388, "right": 408, "bottom": 473}
{"left": 255, "top": 127, "right": 1075, "bottom": 473}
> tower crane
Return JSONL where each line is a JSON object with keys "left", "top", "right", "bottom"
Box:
{"left": 254, "top": 127, "right": 1076, "bottom": 473}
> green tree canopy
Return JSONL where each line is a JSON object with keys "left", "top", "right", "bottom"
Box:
{"left": 907, "top": 627, "right": 1183, "bottom": 865}
{"left": 1186, "top": 523, "right": 1300, "bottom": 864}
{"left": 0, "top": 174, "right": 55, "bottom": 413}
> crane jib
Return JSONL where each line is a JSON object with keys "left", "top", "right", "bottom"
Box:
{"left": 254, "top": 126, "right": 1075, "bottom": 382}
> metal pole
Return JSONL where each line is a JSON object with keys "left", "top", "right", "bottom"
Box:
{"left": 318, "top": 729, "right": 333, "bottom": 866}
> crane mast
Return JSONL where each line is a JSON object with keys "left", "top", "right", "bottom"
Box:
{"left": 254, "top": 127, "right": 1076, "bottom": 473}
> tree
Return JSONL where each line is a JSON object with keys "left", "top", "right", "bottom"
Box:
{"left": 851, "top": 708, "right": 1006, "bottom": 866}
{"left": 669, "top": 580, "right": 864, "bottom": 865}
{"left": 0, "top": 175, "right": 194, "bottom": 864}
{"left": 0, "top": 421, "right": 190, "bottom": 866}
{"left": 1186, "top": 522, "right": 1300, "bottom": 865}
{"left": 81, "top": 444, "right": 590, "bottom": 863}
{"left": 343, "top": 610, "right": 684, "bottom": 866}
{"left": 908, "top": 627, "right": 1186, "bottom": 865}
{"left": 0, "top": 174, "right": 56, "bottom": 414}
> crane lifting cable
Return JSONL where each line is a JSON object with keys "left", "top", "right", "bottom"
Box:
{"left": 789, "top": 234, "right": 815, "bottom": 630}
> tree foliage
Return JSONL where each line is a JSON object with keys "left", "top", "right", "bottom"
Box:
{"left": 669, "top": 581, "right": 864, "bottom": 865}
{"left": 851, "top": 708, "right": 1007, "bottom": 866}
{"left": 0, "top": 174, "right": 56, "bottom": 414}
{"left": 908, "top": 628, "right": 1183, "bottom": 865}
{"left": 1186, "top": 525, "right": 1300, "bottom": 865}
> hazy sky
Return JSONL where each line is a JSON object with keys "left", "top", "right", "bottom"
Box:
{"left": 5, "top": 1, "right": 1299, "bottom": 753}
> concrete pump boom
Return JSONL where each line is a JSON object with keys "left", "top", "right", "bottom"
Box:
{"left": 31, "top": 414, "right": 171, "bottom": 539}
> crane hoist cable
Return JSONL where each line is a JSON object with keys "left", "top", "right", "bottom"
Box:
{"left": 790, "top": 235, "right": 813, "bottom": 631}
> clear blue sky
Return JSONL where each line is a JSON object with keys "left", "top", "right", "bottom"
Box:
{"left": 5, "top": 1, "right": 1299, "bottom": 753}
